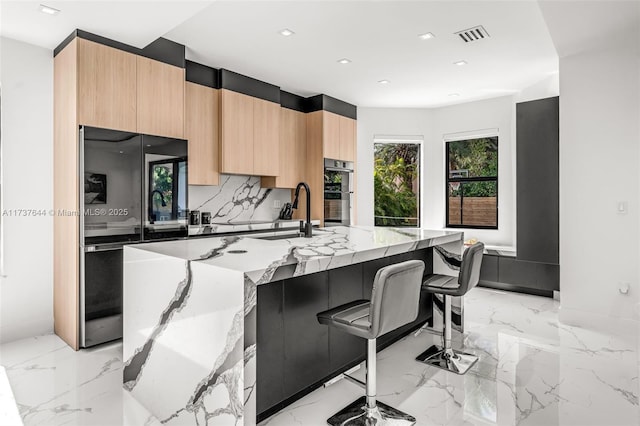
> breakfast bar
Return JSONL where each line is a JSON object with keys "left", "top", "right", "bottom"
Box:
{"left": 122, "top": 226, "right": 463, "bottom": 425}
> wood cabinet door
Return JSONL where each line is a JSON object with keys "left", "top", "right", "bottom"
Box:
{"left": 294, "top": 109, "right": 307, "bottom": 185}
{"left": 275, "top": 108, "right": 297, "bottom": 187}
{"left": 220, "top": 89, "right": 254, "bottom": 174}
{"left": 77, "top": 39, "right": 136, "bottom": 132}
{"left": 322, "top": 111, "right": 341, "bottom": 160}
{"left": 262, "top": 108, "right": 306, "bottom": 189}
{"left": 136, "top": 56, "right": 184, "bottom": 139}
{"left": 339, "top": 116, "right": 356, "bottom": 162}
{"left": 185, "top": 82, "right": 219, "bottom": 185}
{"left": 253, "top": 98, "right": 280, "bottom": 176}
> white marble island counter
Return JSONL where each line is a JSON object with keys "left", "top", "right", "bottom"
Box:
{"left": 123, "top": 226, "right": 463, "bottom": 425}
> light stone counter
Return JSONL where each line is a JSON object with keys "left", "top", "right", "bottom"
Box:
{"left": 123, "top": 226, "right": 463, "bottom": 425}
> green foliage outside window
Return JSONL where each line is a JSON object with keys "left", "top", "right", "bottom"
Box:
{"left": 374, "top": 144, "right": 420, "bottom": 227}
{"left": 448, "top": 137, "right": 498, "bottom": 197}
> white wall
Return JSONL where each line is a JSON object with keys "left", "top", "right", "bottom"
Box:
{"left": 0, "top": 37, "right": 54, "bottom": 343}
{"left": 558, "top": 46, "right": 640, "bottom": 325}
{"left": 357, "top": 96, "right": 516, "bottom": 246}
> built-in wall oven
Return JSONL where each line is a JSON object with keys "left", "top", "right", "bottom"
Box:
{"left": 80, "top": 126, "right": 188, "bottom": 347}
{"left": 324, "top": 158, "right": 354, "bottom": 226}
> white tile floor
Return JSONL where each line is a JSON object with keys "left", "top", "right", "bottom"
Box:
{"left": 1, "top": 287, "right": 639, "bottom": 425}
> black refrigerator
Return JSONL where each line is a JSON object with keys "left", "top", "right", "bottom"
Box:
{"left": 79, "top": 126, "right": 188, "bottom": 348}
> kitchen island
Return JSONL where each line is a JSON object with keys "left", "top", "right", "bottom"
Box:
{"left": 122, "top": 226, "right": 463, "bottom": 425}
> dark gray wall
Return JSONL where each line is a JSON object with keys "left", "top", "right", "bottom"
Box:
{"left": 516, "top": 97, "right": 559, "bottom": 264}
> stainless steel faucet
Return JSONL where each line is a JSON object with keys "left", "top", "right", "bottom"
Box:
{"left": 292, "top": 182, "right": 312, "bottom": 238}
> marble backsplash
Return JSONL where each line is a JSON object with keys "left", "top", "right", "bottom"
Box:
{"left": 188, "top": 175, "right": 291, "bottom": 223}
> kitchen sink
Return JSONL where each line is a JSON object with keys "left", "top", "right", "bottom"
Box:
{"left": 255, "top": 233, "right": 304, "bottom": 240}
{"left": 252, "top": 228, "right": 327, "bottom": 241}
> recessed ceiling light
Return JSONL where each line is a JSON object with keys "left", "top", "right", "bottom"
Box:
{"left": 454, "top": 60, "right": 468, "bottom": 66}
{"left": 378, "top": 80, "right": 390, "bottom": 84}
{"left": 448, "top": 93, "right": 460, "bottom": 97}
{"left": 337, "top": 58, "right": 352, "bottom": 64}
{"left": 119, "top": 151, "right": 124, "bottom": 154}
{"left": 279, "top": 29, "right": 295, "bottom": 37}
{"left": 39, "top": 4, "right": 60, "bottom": 15}
{"left": 418, "top": 32, "right": 435, "bottom": 40}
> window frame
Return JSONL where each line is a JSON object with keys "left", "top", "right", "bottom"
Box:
{"left": 445, "top": 137, "right": 498, "bottom": 230}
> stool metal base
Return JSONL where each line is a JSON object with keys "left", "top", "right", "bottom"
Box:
{"left": 327, "top": 396, "right": 416, "bottom": 426}
{"left": 415, "top": 345, "right": 478, "bottom": 375}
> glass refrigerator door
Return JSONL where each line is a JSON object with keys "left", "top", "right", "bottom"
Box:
{"left": 82, "top": 127, "right": 142, "bottom": 245}
{"left": 143, "top": 135, "right": 188, "bottom": 240}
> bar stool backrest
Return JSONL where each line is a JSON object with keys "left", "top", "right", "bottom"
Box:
{"left": 369, "top": 260, "right": 425, "bottom": 338}
{"left": 457, "top": 242, "right": 485, "bottom": 295}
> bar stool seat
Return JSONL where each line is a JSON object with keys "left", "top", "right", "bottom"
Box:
{"left": 416, "top": 242, "right": 484, "bottom": 375}
{"left": 317, "top": 259, "right": 425, "bottom": 426}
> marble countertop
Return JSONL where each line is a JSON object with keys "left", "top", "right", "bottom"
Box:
{"left": 128, "top": 226, "right": 463, "bottom": 284}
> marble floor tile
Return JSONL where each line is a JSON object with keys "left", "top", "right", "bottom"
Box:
{"left": 1, "top": 365, "right": 23, "bottom": 425}
{"left": 1, "top": 288, "right": 639, "bottom": 425}
{"left": 261, "top": 288, "right": 640, "bottom": 426}
{"left": 0, "top": 335, "right": 159, "bottom": 426}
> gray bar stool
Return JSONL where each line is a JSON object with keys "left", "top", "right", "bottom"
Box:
{"left": 317, "top": 259, "right": 425, "bottom": 426}
{"left": 416, "top": 242, "right": 484, "bottom": 375}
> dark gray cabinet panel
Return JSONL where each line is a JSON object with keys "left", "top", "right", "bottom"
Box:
{"left": 536, "top": 262, "right": 560, "bottom": 291}
{"left": 282, "top": 272, "right": 330, "bottom": 399}
{"left": 479, "top": 255, "right": 498, "bottom": 283}
{"left": 328, "top": 264, "right": 366, "bottom": 371}
{"left": 256, "top": 281, "right": 284, "bottom": 414}
{"left": 498, "top": 257, "right": 538, "bottom": 288}
{"left": 479, "top": 256, "right": 560, "bottom": 295}
{"left": 516, "top": 96, "right": 559, "bottom": 264}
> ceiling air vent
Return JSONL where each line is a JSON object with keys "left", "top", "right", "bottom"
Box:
{"left": 455, "top": 25, "right": 490, "bottom": 43}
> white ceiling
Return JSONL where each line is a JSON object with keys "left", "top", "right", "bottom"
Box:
{"left": 165, "top": 1, "right": 559, "bottom": 107}
{"left": 0, "top": 0, "right": 213, "bottom": 49}
{"left": 0, "top": 0, "right": 561, "bottom": 108}
{"left": 538, "top": 0, "right": 640, "bottom": 58}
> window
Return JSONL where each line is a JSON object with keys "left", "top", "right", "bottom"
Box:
{"left": 374, "top": 140, "right": 421, "bottom": 227}
{"left": 446, "top": 136, "right": 498, "bottom": 229}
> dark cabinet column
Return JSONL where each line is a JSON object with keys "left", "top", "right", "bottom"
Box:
{"left": 256, "top": 281, "right": 285, "bottom": 414}
{"left": 282, "top": 272, "right": 330, "bottom": 399}
{"left": 328, "top": 264, "right": 366, "bottom": 371}
{"left": 516, "top": 96, "right": 559, "bottom": 265}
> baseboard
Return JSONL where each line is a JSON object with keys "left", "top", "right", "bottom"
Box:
{"left": 478, "top": 281, "right": 554, "bottom": 298}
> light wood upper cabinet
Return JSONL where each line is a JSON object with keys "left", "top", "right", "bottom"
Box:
{"left": 262, "top": 107, "right": 306, "bottom": 189}
{"left": 339, "top": 115, "right": 356, "bottom": 162}
{"left": 137, "top": 56, "right": 185, "bottom": 139}
{"left": 220, "top": 89, "right": 280, "bottom": 176}
{"left": 77, "top": 39, "right": 136, "bottom": 132}
{"left": 220, "top": 89, "right": 254, "bottom": 175}
{"left": 322, "top": 111, "right": 341, "bottom": 160}
{"left": 253, "top": 98, "right": 280, "bottom": 176}
{"left": 321, "top": 111, "right": 356, "bottom": 162}
{"left": 185, "top": 82, "right": 219, "bottom": 186}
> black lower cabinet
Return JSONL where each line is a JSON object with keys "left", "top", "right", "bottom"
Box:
{"left": 479, "top": 254, "right": 559, "bottom": 297}
{"left": 256, "top": 248, "right": 434, "bottom": 421}
{"left": 282, "top": 272, "right": 330, "bottom": 399}
{"left": 328, "top": 264, "right": 366, "bottom": 372}
{"left": 256, "top": 281, "right": 285, "bottom": 414}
